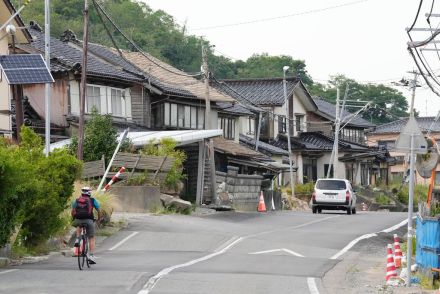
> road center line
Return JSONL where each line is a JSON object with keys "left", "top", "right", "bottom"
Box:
{"left": 307, "top": 277, "right": 320, "bottom": 294}
{"left": 109, "top": 231, "right": 139, "bottom": 251}
{"left": 138, "top": 215, "right": 335, "bottom": 294}
{"left": 0, "top": 269, "right": 18, "bottom": 275}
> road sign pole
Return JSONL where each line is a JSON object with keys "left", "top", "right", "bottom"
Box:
{"left": 407, "top": 133, "right": 415, "bottom": 287}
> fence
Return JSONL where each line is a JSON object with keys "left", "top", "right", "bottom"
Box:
{"left": 80, "top": 152, "right": 174, "bottom": 182}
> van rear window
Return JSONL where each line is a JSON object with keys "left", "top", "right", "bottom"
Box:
{"left": 316, "top": 180, "right": 346, "bottom": 190}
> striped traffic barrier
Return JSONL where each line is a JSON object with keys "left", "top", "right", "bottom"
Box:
{"left": 102, "top": 166, "right": 125, "bottom": 191}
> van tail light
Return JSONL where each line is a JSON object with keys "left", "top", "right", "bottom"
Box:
{"left": 312, "top": 191, "right": 316, "bottom": 201}
{"left": 346, "top": 190, "right": 350, "bottom": 202}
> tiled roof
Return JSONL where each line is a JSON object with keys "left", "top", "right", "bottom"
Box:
{"left": 124, "top": 52, "right": 234, "bottom": 102}
{"left": 24, "top": 26, "right": 143, "bottom": 83}
{"left": 218, "top": 77, "right": 301, "bottom": 106}
{"left": 216, "top": 102, "right": 254, "bottom": 116}
{"left": 213, "top": 137, "right": 268, "bottom": 158}
{"left": 312, "top": 97, "right": 375, "bottom": 128}
{"left": 272, "top": 132, "right": 370, "bottom": 152}
{"left": 239, "top": 134, "right": 289, "bottom": 156}
{"left": 371, "top": 116, "right": 440, "bottom": 134}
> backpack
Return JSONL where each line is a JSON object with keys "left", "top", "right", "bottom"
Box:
{"left": 73, "top": 196, "right": 94, "bottom": 219}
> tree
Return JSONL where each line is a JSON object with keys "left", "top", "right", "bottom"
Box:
{"left": 307, "top": 75, "right": 409, "bottom": 124}
{"left": 70, "top": 110, "right": 118, "bottom": 162}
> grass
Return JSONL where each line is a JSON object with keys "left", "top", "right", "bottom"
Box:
{"left": 375, "top": 194, "right": 391, "bottom": 205}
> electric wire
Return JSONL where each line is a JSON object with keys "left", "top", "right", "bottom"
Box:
{"left": 92, "top": 0, "right": 203, "bottom": 78}
{"left": 191, "top": 0, "right": 370, "bottom": 31}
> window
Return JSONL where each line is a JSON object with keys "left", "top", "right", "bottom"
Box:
{"left": 111, "top": 88, "right": 123, "bottom": 117}
{"left": 86, "top": 85, "right": 101, "bottom": 113}
{"left": 219, "top": 117, "right": 235, "bottom": 140}
{"left": 157, "top": 102, "right": 205, "bottom": 130}
{"left": 295, "top": 115, "right": 304, "bottom": 132}
{"left": 278, "top": 116, "right": 286, "bottom": 134}
{"left": 324, "top": 164, "right": 334, "bottom": 178}
{"left": 247, "top": 117, "right": 255, "bottom": 135}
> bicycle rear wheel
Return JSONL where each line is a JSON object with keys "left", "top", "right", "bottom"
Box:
{"left": 83, "top": 236, "right": 90, "bottom": 268}
{"left": 77, "top": 237, "right": 84, "bottom": 270}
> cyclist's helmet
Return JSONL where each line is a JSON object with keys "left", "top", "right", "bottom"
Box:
{"left": 81, "top": 186, "right": 92, "bottom": 196}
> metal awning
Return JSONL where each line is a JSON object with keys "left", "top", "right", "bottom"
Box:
{"left": 50, "top": 129, "right": 223, "bottom": 152}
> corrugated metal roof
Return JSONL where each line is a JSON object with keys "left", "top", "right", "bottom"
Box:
{"left": 213, "top": 137, "right": 268, "bottom": 159}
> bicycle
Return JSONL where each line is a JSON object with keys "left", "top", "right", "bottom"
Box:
{"left": 76, "top": 224, "right": 90, "bottom": 270}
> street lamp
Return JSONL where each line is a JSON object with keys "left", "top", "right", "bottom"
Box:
{"left": 283, "top": 66, "right": 295, "bottom": 200}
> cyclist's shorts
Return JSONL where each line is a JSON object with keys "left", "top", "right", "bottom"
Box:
{"left": 73, "top": 219, "right": 95, "bottom": 237}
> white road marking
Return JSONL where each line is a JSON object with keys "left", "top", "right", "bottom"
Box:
{"left": 213, "top": 236, "right": 240, "bottom": 252}
{"left": 138, "top": 216, "right": 335, "bottom": 294}
{"left": 330, "top": 233, "right": 377, "bottom": 260}
{"left": 109, "top": 231, "right": 139, "bottom": 251}
{"left": 249, "top": 248, "right": 304, "bottom": 257}
{"left": 138, "top": 237, "right": 243, "bottom": 294}
{"left": 330, "top": 217, "right": 410, "bottom": 260}
{"left": 381, "top": 218, "right": 412, "bottom": 233}
{"left": 0, "top": 269, "right": 18, "bottom": 275}
{"left": 307, "top": 277, "right": 320, "bottom": 294}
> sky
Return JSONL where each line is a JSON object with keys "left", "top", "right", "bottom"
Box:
{"left": 144, "top": 0, "right": 440, "bottom": 116}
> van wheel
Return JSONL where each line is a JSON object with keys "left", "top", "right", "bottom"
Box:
{"left": 347, "top": 207, "right": 352, "bottom": 215}
{"left": 312, "top": 207, "right": 317, "bottom": 214}
{"left": 352, "top": 207, "right": 356, "bottom": 214}
{"left": 317, "top": 208, "right": 322, "bottom": 214}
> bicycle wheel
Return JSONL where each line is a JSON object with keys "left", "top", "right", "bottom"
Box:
{"left": 84, "top": 236, "right": 90, "bottom": 268}
{"left": 77, "top": 237, "right": 84, "bottom": 270}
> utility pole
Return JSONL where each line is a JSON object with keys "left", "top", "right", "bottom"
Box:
{"left": 77, "top": 0, "right": 89, "bottom": 160}
{"left": 283, "top": 66, "right": 295, "bottom": 200}
{"left": 202, "top": 41, "right": 217, "bottom": 204}
{"left": 44, "top": 0, "right": 51, "bottom": 156}
{"left": 333, "top": 87, "right": 340, "bottom": 178}
{"left": 406, "top": 70, "right": 419, "bottom": 287}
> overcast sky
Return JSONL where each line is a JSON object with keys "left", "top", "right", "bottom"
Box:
{"left": 145, "top": 0, "right": 440, "bottom": 116}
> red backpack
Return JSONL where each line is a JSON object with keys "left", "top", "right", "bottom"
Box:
{"left": 72, "top": 196, "right": 94, "bottom": 219}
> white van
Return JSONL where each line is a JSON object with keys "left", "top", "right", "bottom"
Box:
{"left": 311, "top": 179, "right": 357, "bottom": 215}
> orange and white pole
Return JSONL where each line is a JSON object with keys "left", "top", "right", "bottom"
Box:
{"left": 102, "top": 166, "right": 125, "bottom": 192}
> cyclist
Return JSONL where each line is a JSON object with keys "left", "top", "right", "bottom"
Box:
{"left": 71, "top": 186, "right": 101, "bottom": 264}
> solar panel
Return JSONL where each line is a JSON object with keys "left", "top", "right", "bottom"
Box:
{"left": 0, "top": 54, "right": 54, "bottom": 85}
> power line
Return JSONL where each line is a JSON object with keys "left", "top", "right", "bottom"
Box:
{"left": 91, "top": 0, "right": 203, "bottom": 78}
{"left": 190, "top": 0, "right": 370, "bottom": 31}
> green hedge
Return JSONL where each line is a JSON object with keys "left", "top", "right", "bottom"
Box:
{"left": 0, "top": 127, "right": 81, "bottom": 247}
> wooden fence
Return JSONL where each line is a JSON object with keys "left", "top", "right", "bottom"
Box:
{"left": 81, "top": 152, "right": 174, "bottom": 182}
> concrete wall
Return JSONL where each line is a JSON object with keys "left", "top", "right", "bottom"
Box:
{"left": 110, "top": 186, "right": 161, "bottom": 212}
{"left": 216, "top": 166, "right": 263, "bottom": 211}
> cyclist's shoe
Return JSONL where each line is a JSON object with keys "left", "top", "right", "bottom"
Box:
{"left": 74, "top": 238, "right": 80, "bottom": 247}
{"left": 88, "top": 254, "right": 96, "bottom": 264}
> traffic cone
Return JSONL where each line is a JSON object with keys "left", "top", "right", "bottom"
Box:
{"left": 257, "top": 191, "right": 267, "bottom": 212}
{"left": 393, "top": 234, "right": 403, "bottom": 268}
{"left": 386, "top": 244, "right": 398, "bottom": 281}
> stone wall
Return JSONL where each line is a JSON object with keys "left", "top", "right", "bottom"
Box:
{"left": 216, "top": 166, "right": 263, "bottom": 211}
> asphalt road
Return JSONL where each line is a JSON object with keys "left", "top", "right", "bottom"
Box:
{"left": 0, "top": 210, "right": 408, "bottom": 294}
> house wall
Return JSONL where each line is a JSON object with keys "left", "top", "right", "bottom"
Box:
{"left": 23, "top": 75, "right": 70, "bottom": 127}
{"left": 0, "top": 33, "right": 11, "bottom": 135}
{"left": 69, "top": 80, "right": 133, "bottom": 121}
{"left": 367, "top": 132, "right": 440, "bottom": 184}
{"left": 316, "top": 152, "right": 347, "bottom": 180}
{"left": 131, "top": 85, "right": 146, "bottom": 126}
{"left": 307, "top": 111, "right": 332, "bottom": 135}
{"left": 292, "top": 95, "right": 307, "bottom": 136}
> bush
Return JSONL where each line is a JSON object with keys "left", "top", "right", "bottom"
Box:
{"left": 69, "top": 110, "right": 131, "bottom": 162}
{"left": 395, "top": 184, "right": 428, "bottom": 206}
{"left": 375, "top": 194, "right": 391, "bottom": 205}
{"left": 0, "top": 127, "right": 81, "bottom": 247}
{"left": 141, "top": 138, "right": 187, "bottom": 191}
